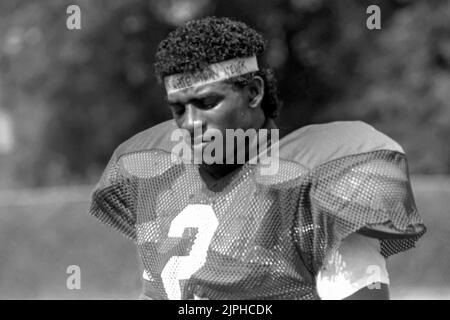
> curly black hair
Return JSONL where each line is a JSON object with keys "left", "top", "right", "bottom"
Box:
{"left": 154, "top": 16, "right": 282, "bottom": 119}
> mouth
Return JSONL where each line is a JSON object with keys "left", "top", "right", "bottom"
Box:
{"left": 191, "top": 140, "right": 208, "bottom": 151}
{"left": 191, "top": 134, "right": 215, "bottom": 147}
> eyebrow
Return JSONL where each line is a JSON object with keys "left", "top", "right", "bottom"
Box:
{"left": 166, "top": 92, "right": 223, "bottom": 105}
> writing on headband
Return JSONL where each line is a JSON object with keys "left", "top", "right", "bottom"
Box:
{"left": 164, "top": 56, "right": 259, "bottom": 94}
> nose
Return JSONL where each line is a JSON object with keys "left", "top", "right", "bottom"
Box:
{"left": 180, "top": 104, "right": 205, "bottom": 141}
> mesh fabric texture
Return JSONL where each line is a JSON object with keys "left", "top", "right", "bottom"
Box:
{"left": 89, "top": 147, "right": 425, "bottom": 300}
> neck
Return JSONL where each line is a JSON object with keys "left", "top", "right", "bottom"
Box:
{"left": 199, "top": 118, "right": 278, "bottom": 181}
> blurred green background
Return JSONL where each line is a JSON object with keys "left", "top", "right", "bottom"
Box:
{"left": 0, "top": 0, "right": 449, "bottom": 299}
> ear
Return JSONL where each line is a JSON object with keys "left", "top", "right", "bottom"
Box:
{"left": 247, "top": 76, "right": 265, "bottom": 109}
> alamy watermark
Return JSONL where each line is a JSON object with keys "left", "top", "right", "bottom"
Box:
{"left": 66, "top": 5, "right": 81, "bottom": 30}
{"left": 170, "top": 123, "right": 280, "bottom": 175}
{"left": 366, "top": 5, "right": 381, "bottom": 30}
{"left": 66, "top": 265, "right": 81, "bottom": 290}
{"left": 65, "top": 5, "right": 382, "bottom": 32}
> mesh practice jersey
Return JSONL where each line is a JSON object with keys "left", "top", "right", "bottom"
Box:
{"left": 89, "top": 120, "right": 426, "bottom": 300}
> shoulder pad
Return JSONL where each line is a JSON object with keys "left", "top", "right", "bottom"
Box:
{"left": 112, "top": 120, "right": 185, "bottom": 178}
{"left": 278, "top": 121, "right": 404, "bottom": 169}
{"left": 115, "top": 120, "right": 179, "bottom": 158}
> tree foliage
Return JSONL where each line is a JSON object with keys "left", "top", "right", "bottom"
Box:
{"left": 0, "top": 0, "right": 449, "bottom": 187}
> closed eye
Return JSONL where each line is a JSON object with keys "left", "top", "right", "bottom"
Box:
{"left": 197, "top": 96, "right": 222, "bottom": 110}
{"left": 169, "top": 103, "right": 185, "bottom": 115}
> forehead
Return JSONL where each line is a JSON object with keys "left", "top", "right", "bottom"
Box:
{"left": 166, "top": 80, "right": 235, "bottom": 103}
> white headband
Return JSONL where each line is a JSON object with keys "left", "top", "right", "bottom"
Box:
{"left": 164, "top": 56, "right": 259, "bottom": 94}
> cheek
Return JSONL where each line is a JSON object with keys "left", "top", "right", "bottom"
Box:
{"left": 213, "top": 96, "right": 250, "bottom": 129}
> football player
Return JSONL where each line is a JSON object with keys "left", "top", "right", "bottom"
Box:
{"left": 89, "top": 17, "right": 426, "bottom": 300}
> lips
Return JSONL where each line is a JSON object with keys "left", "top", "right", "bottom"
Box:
{"left": 191, "top": 136, "right": 204, "bottom": 146}
{"left": 191, "top": 135, "right": 216, "bottom": 146}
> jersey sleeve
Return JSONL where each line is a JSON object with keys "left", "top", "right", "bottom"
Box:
{"left": 307, "top": 149, "right": 426, "bottom": 273}
{"left": 88, "top": 149, "right": 138, "bottom": 241}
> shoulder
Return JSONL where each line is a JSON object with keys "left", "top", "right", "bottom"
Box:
{"left": 114, "top": 120, "right": 179, "bottom": 159}
{"left": 110, "top": 119, "right": 190, "bottom": 178}
{"left": 278, "top": 121, "right": 404, "bottom": 169}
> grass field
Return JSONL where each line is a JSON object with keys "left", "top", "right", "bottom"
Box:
{"left": 0, "top": 176, "right": 448, "bottom": 299}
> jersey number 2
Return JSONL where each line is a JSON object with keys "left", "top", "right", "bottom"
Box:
{"left": 160, "top": 204, "right": 218, "bottom": 300}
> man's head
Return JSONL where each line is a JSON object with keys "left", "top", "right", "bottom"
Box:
{"left": 154, "top": 17, "right": 281, "bottom": 167}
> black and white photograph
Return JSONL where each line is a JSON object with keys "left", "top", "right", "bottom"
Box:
{"left": 0, "top": 0, "right": 448, "bottom": 302}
